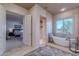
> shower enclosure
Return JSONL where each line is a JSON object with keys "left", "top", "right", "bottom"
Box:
{"left": 69, "top": 37, "right": 79, "bottom": 53}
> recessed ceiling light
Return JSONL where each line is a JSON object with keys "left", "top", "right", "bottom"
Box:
{"left": 60, "top": 8, "right": 66, "bottom": 12}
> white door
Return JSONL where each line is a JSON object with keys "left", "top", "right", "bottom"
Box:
{"left": 23, "top": 15, "right": 32, "bottom": 46}
{"left": 0, "top": 4, "right": 6, "bottom": 55}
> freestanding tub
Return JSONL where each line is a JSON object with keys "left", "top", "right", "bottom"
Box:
{"left": 52, "top": 36, "right": 69, "bottom": 47}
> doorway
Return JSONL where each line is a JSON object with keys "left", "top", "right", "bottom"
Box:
{"left": 6, "top": 11, "right": 24, "bottom": 49}
{"left": 40, "top": 16, "right": 47, "bottom": 45}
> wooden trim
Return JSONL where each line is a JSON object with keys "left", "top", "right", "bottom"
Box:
{"left": 40, "top": 15, "right": 47, "bottom": 43}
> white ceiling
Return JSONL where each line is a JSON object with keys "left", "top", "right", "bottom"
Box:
{"left": 38, "top": 3, "right": 79, "bottom": 14}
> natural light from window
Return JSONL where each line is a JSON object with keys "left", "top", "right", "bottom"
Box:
{"left": 56, "top": 18, "right": 73, "bottom": 34}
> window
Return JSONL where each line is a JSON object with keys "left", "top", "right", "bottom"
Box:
{"left": 56, "top": 20, "right": 63, "bottom": 33}
{"left": 63, "top": 18, "right": 73, "bottom": 34}
{"left": 47, "top": 21, "right": 52, "bottom": 33}
{"left": 56, "top": 18, "right": 73, "bottom": 34}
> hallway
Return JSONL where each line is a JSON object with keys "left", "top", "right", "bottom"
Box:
{"left": 6, "top": 39, "right": 24, "bottom": 49}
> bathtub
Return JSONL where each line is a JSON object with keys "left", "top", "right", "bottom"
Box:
{"left": 52, "top": 36, "right": 75, "bottom": 47}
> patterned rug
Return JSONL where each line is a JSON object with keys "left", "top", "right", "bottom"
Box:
{"left": 25, "top": 45, "right": 76, "bottom": 56}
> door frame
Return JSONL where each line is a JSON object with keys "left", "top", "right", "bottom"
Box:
{"left": 40, "top": 15, "right": 47, "bottom": 44}
{"left": 6, "top": 11, "right": 24, "bottom": 49}
{"left": 5, "top": 10, "right": 32, "bottom": 49}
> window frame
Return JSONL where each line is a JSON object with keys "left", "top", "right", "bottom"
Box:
{"left": 55, "top": 17, "right": 74, "bottom": 35}
{"left": 56, "top": 19, "right": 64, "bottom": 34}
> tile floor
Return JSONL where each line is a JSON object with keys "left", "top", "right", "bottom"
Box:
{"left": 25, "top": 45, "right": 76, "bottom": 56}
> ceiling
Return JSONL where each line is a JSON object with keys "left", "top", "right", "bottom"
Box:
{"left": 16, "top": 3, "right": 79, "bottom": 15}
{"left": 15, "top": 3, "right": 35, "bottom": 10}
{"left": 38, "top": 3, "right": 79, "bottom": 14}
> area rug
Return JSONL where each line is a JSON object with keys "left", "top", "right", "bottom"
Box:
{"left": 24, "top": 45, "right": 76, "bottom": 56}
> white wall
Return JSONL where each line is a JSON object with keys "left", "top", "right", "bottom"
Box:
{"left": 30, "top": 5, "right": 40, "bottom": 48}
{"left": 30, "top": 4, "right": 53, "bottom": 49}
{"left": 1, "top": 4, "right": 29, "bottom": 15}
{"left": 0, "top": 4, "right": 6, "bottom": 55}
{"left": 53, "top": 8, "right": 79, "bottom": 38}
{"left": 46, "top": 12, "right": 53, "bottom": 35}
{"left": 23, "top": 15, "right": 32, "bottom": 46}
